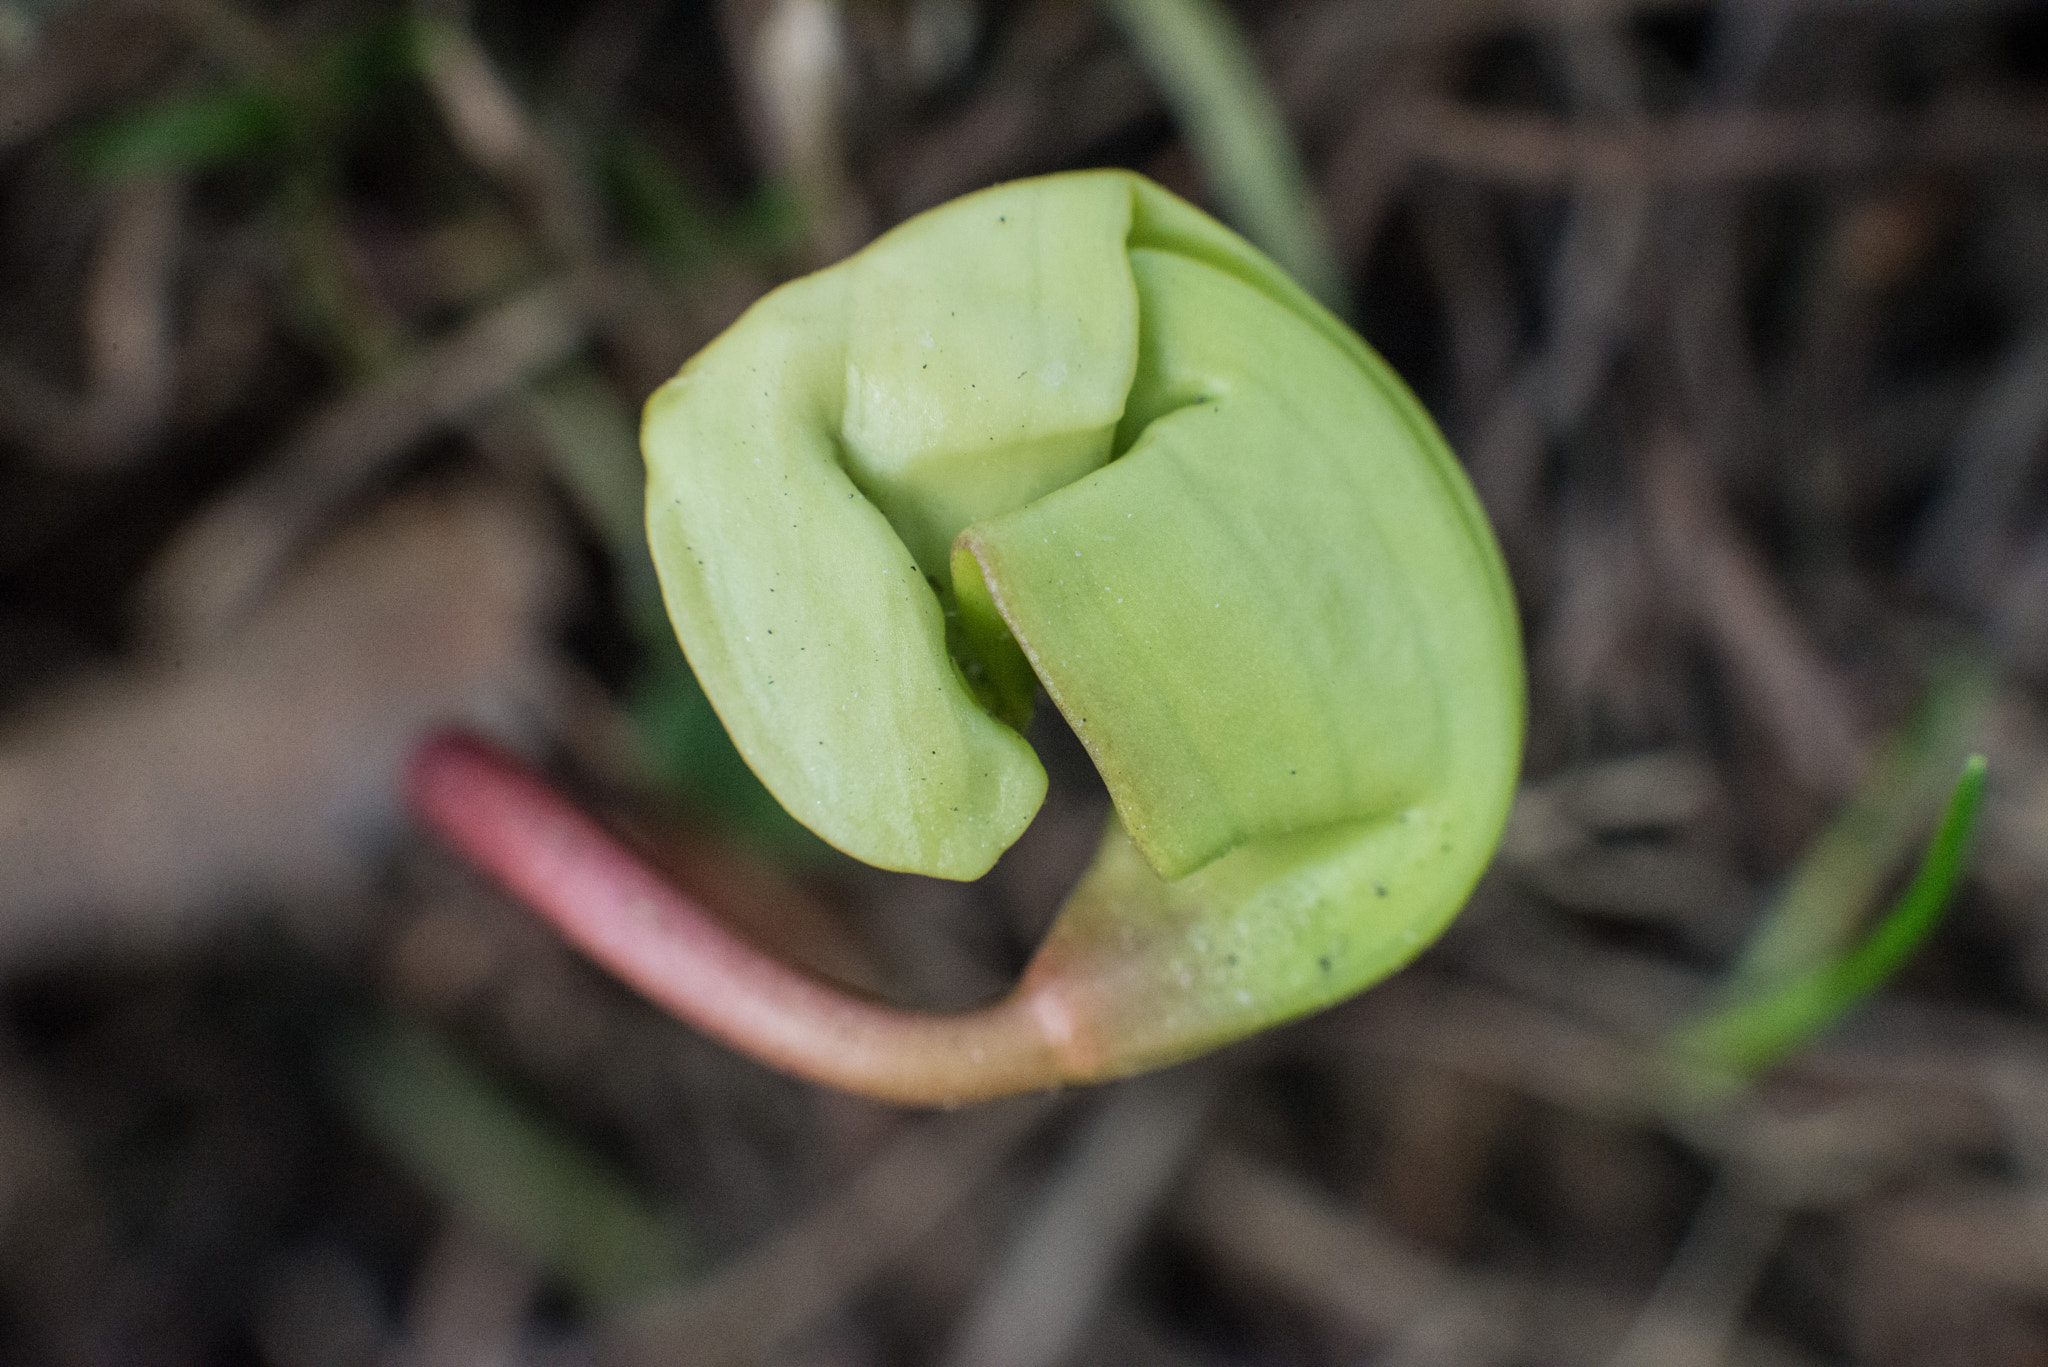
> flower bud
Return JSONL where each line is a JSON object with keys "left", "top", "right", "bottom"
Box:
{"left": 641, "top": 170, "right": 1523, "bottom": 1072}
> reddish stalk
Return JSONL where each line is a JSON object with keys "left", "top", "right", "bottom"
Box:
{"left": 404, "top": 732, "right": 1088, "bottom": 1106}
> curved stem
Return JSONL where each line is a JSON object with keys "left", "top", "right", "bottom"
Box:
{"left": 404, "top": 732, "right": 1081, "bottom": 1106}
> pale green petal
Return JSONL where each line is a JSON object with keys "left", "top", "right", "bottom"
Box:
{"left": 643, "top": 268, "right": 1045, "bottom": 880}
{"left": 841, "top": 175, "right": 1138, "bottom": 586}
{"left": 961, "top": 246, "right": 1462, "bottom": 878}
{"left": 644, "top": 175, "right": 1147, "bottom": 880}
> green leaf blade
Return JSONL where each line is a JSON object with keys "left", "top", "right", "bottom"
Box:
{"left": 1676, "top": 755, "right": 1988, "bottom": 1078}
{"left": 77, "top": 86, "right": 293, "bottom": 179}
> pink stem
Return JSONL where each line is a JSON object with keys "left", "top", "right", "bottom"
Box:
{"left": 404, "top": 732, "right": 1079, "bottom": 1106}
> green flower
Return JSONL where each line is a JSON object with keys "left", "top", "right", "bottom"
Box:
{"left": 641, "top": 170, "right": 1523, "bottom": 1076}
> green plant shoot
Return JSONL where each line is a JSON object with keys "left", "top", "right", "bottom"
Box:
{"left": 637, "top": 171, "right": 1522, "bottom": 1075}
{"left": 1674, "top": 755, "right": 1988, "bottom": 1082}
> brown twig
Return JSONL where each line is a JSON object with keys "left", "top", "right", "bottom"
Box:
{"left": 938, "top": 1069, "right": 1219, "bottom": 1367}
{"left": 138, "top": 274, "right": 595, "bottom": 644}
{"left": 1399, "top": 94, "right": 2048, "bottom": 188}
{"left": 1643, "top": 434, "right": 1869, "bottom": 795}
{"left": 605, "top": 1094, "right": 1058, "bottom": 1367}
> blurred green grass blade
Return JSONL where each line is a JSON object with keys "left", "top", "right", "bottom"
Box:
{"left": 604, "top": 134, "right": 726, "bottom": 275}
{"left": 330, "top": 1018, "right": 694, "bottom": 1309}
{"left": 77, "top": 86, "right": 293, "bottom": 178}
{"left": 733, "top": 177, "right": 809, "bottom": 258}
{"left": 1730, "top": 659, "right": 1991, "bottom": 992}
{"left": 322, "top": 12, "right": 423, "bottom": 107}
{"left": 523, "top": 367, "right": 653, "bottom": 582}
{"left": 1099, "top": 0, "right": 1345, "bottom": 312}
{"left": 605, "top": 134, "right": 807, "bottom": 270}
{"left": 1676, "top": 755, "right": 1987, "bottom": 1077}
{"left": 75, "top": 15, "right": 421, "bottom": 182}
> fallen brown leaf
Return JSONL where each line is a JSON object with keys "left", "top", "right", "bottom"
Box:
{"left": 0, "top": 487, "right": 570, "bottom": 964}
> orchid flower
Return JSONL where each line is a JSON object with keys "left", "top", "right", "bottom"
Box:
{"left": 410, "top": 170, "right": 1524, "bottom": 1105}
